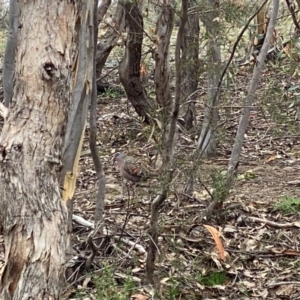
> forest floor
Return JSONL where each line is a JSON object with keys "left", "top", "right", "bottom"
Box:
{"left": 65, "top": 58, "right": 300, "bottom": 299}
{"left": 0, "top": 58, "right": 299, "bottom": 299}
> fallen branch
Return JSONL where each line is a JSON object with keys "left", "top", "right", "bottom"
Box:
{"left": 241, "top": 215, "right": 298, "bottom": 228}
{"left": 72, "top": 214, "right": 146, "bottom": 255}
{"left": 268, "top": 281, "right": 300, "bottom": 288}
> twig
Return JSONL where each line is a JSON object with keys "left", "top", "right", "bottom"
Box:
{"left": 268, "top": 281, "right": 300, "bottom": 288}
{"left": 85, "top": 231, "right": 99, "bottom": 270}
{"left": 285, "top": 0, "right": 300, "bottom": 33}
{"left": 242, "top": 215, "right": 296, "bottom": 228}
{"left": 72, "top": 214, "right": 146, "bottom": 254}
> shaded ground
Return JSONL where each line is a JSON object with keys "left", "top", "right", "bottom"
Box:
{"left": 66, "top": 59, "right": 300, "bottom": 299}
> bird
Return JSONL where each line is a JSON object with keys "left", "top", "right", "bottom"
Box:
{"left": 113, "top": 152, "right": 150, "bottom": 184}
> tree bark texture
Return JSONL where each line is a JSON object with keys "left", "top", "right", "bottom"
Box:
{"left": 198, "top": 0, "right": 221, "bottom": 157}
{"left": 0, "top": 1, "right": 85, "bottom": 299}
{"left": 3, "top": 0, "right": 18, "bottom": 107}
{"left": 97, "top": 0, "right": 112, "bottom": 25}
{"left": 61, "top": 0, "right": 95, "bottom": 233}
{"left": 181, "top": 0, "right": 199, "bottom": 130}
{"left": 96, "top": 2, "right": 125, "bottom": 79}
{"left": 145, "top": 1, "right": 181, "bottom": 285}
{"left": 119, "top": 2, "right": 154, "bottom": 123}
{"left": 153, "top": 4, "right": 174, "bottom": 114}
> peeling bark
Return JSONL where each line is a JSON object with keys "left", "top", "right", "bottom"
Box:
{"left": 61, "top": 1, "right": 95, "bottom": 233}
{"left": 3, "top": 0, "right": 18, "bottom": 107}
{"left": 0, "top": 1, "right": 90, "bottom": 298}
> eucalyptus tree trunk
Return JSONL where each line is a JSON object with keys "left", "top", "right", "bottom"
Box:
{"left": 90, "top": 0, "right": 106, "bottom": 227}
{"left": 198, "top": 0, "right": 221, "bottom": 157}
{"left": 3, "top": 0, "right": 18, "bottom": 107}
{"left": 251, "top": 3, "right": 268, "bottom": 53}
{"left": 181, "top": 0, "right": 199, "bottom": 130}
{"left": 96, "top": 2, "right": 125, "bottom": 79}
{"left": 154, "top": 4, "right": 174, "bottom": 114}
{"left": 61, "top": 0, "right": 95, "bottom": 233}
{"left": 119, "top": 1, "right": 153, "bottom": 123}
{"left": 0, "top": 1, "right": 94, "bottom": 298}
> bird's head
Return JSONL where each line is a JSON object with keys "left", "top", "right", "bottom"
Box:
{"left": 112, "top": 152, "right": 125, "bottom": 165}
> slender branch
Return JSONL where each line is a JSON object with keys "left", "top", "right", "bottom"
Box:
{"left": 285, "top": 0, "right": 300, "bottom": 32}
{"left": 90, "top": 0, "right": 106, "bottom": 227}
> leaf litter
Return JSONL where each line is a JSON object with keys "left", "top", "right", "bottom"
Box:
{"left": 63, "top": 59, "right": 300, "bottom": 299}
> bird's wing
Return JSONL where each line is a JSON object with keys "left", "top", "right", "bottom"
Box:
{"left": 124, "top": 161, "right": 145, "bottom": 178}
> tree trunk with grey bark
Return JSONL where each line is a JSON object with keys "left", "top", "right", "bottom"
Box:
{"left": 0, "top": 1, "right": 94, "bottom": 298}
{"left": 119, "top": 2, "right": 154, "bottom": 124}
{"left": 144, "top": 1, "right": 177, "bottom": 285}
{"left": 181, "top": 0, "right": 199, "bottom": 130}
{"left": 96, "top": 2, "right": 125, "bottom": 79}
{"left": 61, "top": 1, "right": 95, "bottom": 233}
{"left": 90, "top": 0, "right": 106, "bottom": 227}
{"left": 3, "top": 0, "right": 18, "bottom": 107}
{"left": 153, "top": 4, "right": 174, "bottom": 114}
{"left": 198, "top": 0, "right": 221, "bottom": 157}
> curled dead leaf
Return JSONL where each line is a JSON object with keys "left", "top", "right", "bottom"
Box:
{"left": 203, "top": 224, "right": 225, "bottom": 260}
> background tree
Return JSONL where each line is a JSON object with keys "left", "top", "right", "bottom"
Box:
{"left": 119, "top": 1, "right": 154, "bottom": 124}
{"left": 96, "top": 0, "right": 122, "bottom": 79}
{"left": 153, "top": 3, "right": 174, "bottom": 113}
{"left": 180, "top": 0, "right": 200, "bottom": 130}
{"left": 198, "top": 0, "right": 221, "bottom": 157}
{"left": 145, "top": 0, "right": 188, "bottom": 284}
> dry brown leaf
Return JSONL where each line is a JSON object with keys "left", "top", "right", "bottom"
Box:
{"left": 203, "top": 224, "right": 225, "bottom": 260}
{"left": 266, "top": 155, "right": 277, "bottom": 162}
{"left": 140, "top": 63, "right": 147, "bottom": 80}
